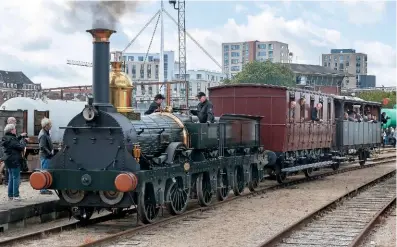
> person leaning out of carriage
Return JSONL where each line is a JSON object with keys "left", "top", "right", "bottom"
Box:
{"left": 311, "top": 103, "right": 323, "bottom": 122}
{"left": 196, "top": 92, "right": 215, "bottom": 124}
{"left": 1, "top": 124, "right": 26, "bottom": 201}
{"left": 39, "top": 117, "right": 54, "bottom": 195}
{"left": 144, "top": 94, "right": 165, "bottom": 115}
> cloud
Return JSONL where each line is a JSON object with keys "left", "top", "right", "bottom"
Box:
{"left": 234, "top": 4, "right": 247, "bottom": 14}
{"left": 353, "top": 41, "right": 396, "bottom": 86}
{"left": 345, "top": 1, "right": 387, "bottom": 25}
{"left": 0, "top": 1, "right": 394, "bottom": 89}
{"left": 320, "top": 1, "right": 387, "bottom": 25}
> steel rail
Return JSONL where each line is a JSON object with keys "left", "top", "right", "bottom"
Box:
{"left": 78, "top": 158, "right": 396, "bottom": 247}
{"left": 0, "top": 156, "right": 396, "bottom": 246}
{"left": 0, "top": 209, "right": 136, "bottom": 246}
{"left": 348, "top": 197, "right": 396, "bottom": 247}
{"left": 256, "top": 170, "right": 396, "bottom": 247}
{"left": 1, "top": 156, "right": 394, "bottom": 246}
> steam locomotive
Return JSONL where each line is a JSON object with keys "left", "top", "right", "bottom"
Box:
{"left": 29, "top": 28, "right": 382, "bottom": 224}
{"left": 29, "top": 29, "right": 273, "bottom": 224}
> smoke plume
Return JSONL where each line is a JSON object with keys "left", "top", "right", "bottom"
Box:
{"left": 67, "top": 0, "right": 138, "bottom": 30}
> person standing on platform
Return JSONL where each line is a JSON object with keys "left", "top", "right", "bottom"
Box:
{"left": 38, "top": 118, "right": 54, "bottom": 195}
{"left": 1, "top": 117, "right": 29, "bottom": 186}
{"left": 1, "top": 124, "right": 26, "bottom": 201}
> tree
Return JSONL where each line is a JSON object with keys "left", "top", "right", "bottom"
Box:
{"left": 231, "top": 60, "right": 296, "bottom": 87}
{"left": 356, "top": 91, "right": 396, "bottom": 108}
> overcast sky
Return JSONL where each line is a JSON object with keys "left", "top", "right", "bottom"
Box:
{"left": 0, "top": 0, "right": 395, "bottom": 88}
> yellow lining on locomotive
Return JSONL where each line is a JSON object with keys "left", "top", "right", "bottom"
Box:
{"left": 153, "top": 112, "right": 189, "bottom": 148}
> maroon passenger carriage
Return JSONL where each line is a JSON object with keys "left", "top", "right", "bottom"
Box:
{"left": 208, "top": 84, "right": 382, "bottom": 183}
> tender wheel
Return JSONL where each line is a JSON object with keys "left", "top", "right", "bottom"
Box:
{"left": 248, "top": 164, "right": 259, "bottom": 192}
{"left": 303, "top": 168, "right": 313, "bottom": 178}
{"left": 166, "top": 178, "right": 190, "bottom": 215}
{"left": 233, "top": 166, "right": 244, "bottom": 196}
{"left": 137, "top": 183, "right": 159, "bottom": 224}
{"left": 216, "top": 168, "right": 229, "bottom": 201}
{"left": 196, "top": 173, "right": 212, "bottom": 206}
{"left": 73, "top": 207, "right": 94, "bottom": 223}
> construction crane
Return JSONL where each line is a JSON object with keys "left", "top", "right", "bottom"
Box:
{"left": 66, "top": 0, "right": 220, "bottom": 107}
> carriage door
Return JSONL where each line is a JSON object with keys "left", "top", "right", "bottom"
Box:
{"left": 34, "top": 110, "right": 50, "bottom": 136}
{"left": 0, "top": 110, "right": 27, "bottom": 137}
{"left": 308, "top": 95, "right": 315, "bottom": 150}
{"left": 287, "top": 92, "right": 296, "bottom": 150}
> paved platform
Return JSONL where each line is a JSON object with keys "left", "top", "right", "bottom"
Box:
{"left": 0, "top": 182, "right": 67, "bottom": 232}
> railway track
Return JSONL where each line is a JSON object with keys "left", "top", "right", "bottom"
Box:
{"left": 258, "top": 170, "right": 396, "bottom": 247}
{"left": 1, "top": 155, "right": 395, "bottom": 247}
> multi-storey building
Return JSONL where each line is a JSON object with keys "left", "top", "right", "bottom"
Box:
{"left": 121, "top": 51, "right": 175, "bottom": 82}
{"left": 173, "top": 69, "right": 225, "bottom": 106}
{"left": 0, "top": 70, "right": 41, "bottom": 104}
{"left": 120, "top": 51, "right": 175, "bottom": 104}
{"left": 322, "top": 49, "right": 368, "bottom": 89}
{"left": 222, "top": 41, "right": 290, "bottom": 79}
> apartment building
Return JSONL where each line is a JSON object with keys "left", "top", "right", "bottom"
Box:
{"left": 322, "top": 49, "right": 368, "bottom": 89}
{"left": 222, "top": 41, "right": 290, "bottom": 78}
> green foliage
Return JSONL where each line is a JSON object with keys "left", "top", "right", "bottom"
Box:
{"left": 231, "top": 60, "right": 296, "bottom": 87}
{"left": 222, "top": 78, "right": 232, "bottom": 84}
{"left": 356, "top": 91, "right": 396, "bottom": 108}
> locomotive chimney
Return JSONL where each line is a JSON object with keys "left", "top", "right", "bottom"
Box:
{"left": 86, "top": 28, "right": 116, "bottom": 108}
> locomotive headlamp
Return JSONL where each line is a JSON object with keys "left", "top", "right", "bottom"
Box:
{"left": 82, "top": 106, "right": 98, "bottom": 122}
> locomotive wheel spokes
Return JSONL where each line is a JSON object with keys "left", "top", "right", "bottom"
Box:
{"left": 216, "top": 168, "right": 229, "bottom": 201}
{"left": 137, "top": 183, "right": 159, "bottom": 224}
{"left": 73, "top": 207, "right": 94, "bottom": 223}
{"left": 166, "top": 179, "right": 190, "bottom": 215}
{"left": 248, "top": 164, "right": 259, "bottom": 192}
{"left": 233, "top": 166, "right": 244, "bottom": 196}
{"left": 197, "top": 173, "right": 212, "bottom": 206}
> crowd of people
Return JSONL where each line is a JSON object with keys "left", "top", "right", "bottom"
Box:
{"left": 0, "top": 117, "right": 54, "bottom": 201}
{"left": 342, "top": 107, "right": 391, "bottom": 124}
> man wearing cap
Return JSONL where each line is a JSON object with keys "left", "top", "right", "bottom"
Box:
{"left": 144, "top": 94, "right": 165, "bottom": 115}
{"left": 196, "top": 92, "right": 215, "bottom": 124}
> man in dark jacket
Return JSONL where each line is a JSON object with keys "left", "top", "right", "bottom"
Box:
{"left": 196, "top": 92, "right": 215, "bottom": 123}
{"left": 39, "top": 118, "right": 54, "bottom": 195}
{"left": 144, "top": 94, "right": 165, "bottom": 115}
{"left": 1, "top": 124, "right": 26, "bottom": 201}
{"left": 1, "top": 117, "right": 29, "bottom": 185}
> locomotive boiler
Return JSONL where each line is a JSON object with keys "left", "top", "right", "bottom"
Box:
{"left": 29, "top": 28, "right": 274, "bottom": 224}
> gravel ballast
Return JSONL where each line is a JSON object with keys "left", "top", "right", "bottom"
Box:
{"left": 2, "top": 161, "right": 395, "bottom": 247}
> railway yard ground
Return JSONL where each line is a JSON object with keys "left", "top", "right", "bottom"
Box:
{"left": 0, "top": 148, "right": 394, "bottom": 247}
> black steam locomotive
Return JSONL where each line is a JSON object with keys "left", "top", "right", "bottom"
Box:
{"left": 29, "top": 29, "right": 273, "bottom": 224}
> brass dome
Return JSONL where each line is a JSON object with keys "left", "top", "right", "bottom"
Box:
{"left": 109, "top": 61, "right": 134, "bottom": 113}
{"left": 109, "top": 61, "right": 133, "bottom": 88}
